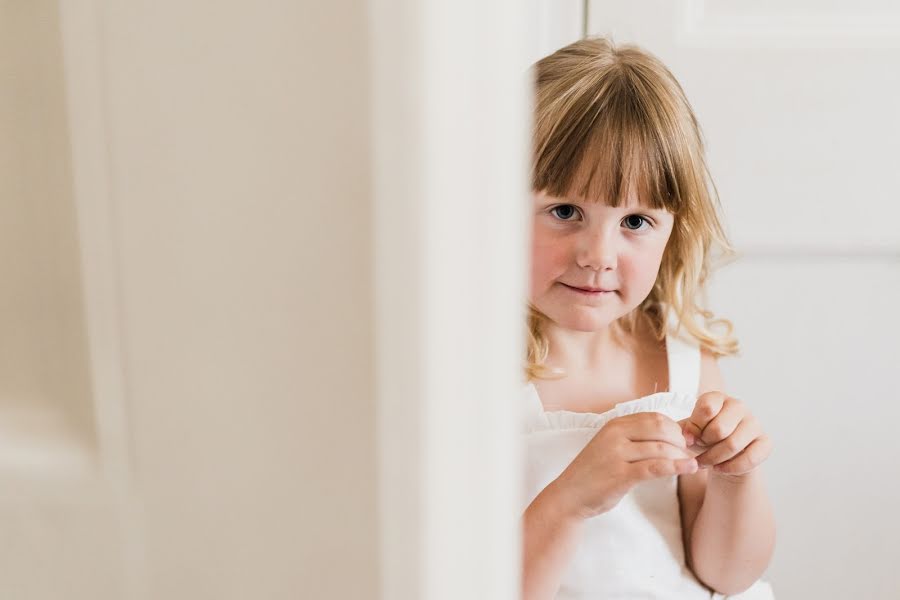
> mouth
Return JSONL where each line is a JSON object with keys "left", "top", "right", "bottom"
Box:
{"left": 562, "top": 283, "right": 616, "bottom": 295}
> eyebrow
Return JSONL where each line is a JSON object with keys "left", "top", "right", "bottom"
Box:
{"left": 540, "top": 196, "right": 668, "bottom": 213}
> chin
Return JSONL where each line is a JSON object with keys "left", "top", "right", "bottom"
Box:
{"left": 555, "top": 310, "right": 617, "bottom": 332}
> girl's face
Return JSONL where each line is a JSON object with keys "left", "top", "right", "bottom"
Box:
{"left": 530, "top": 188, "right": 675, "bottom": 332}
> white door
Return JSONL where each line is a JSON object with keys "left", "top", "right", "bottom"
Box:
{"left": 587, "top": 2, "right": 900, "bottom": 597}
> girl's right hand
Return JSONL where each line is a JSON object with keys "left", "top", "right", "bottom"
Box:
{"left": 549, "top": 412, "right": 699, "bottom": 521}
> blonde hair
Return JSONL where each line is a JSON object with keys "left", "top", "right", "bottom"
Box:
{"left": 526, "top": 36, "right": 739, "bottom": 382}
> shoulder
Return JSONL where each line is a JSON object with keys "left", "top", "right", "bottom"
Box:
{"left": 698, "top": 347, "right": 725, "bottom": 394}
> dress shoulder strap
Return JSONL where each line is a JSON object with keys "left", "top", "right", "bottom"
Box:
{"left": 664, "top": 309, "right": 701, "bottom": 396}
{"left": 521, "top": 382, "right": 549, "bottom": 432}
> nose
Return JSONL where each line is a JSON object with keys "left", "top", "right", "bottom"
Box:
{"left": 575, "top": 225, "right": 617, "bottom": 271}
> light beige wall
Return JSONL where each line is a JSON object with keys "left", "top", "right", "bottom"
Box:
{"left": 0, "top": 0, "right": 96, "bottom": 452}
{"left": 2, "top": 1, "right": 378, "bottom": 598}
{"left": 98, "top": 1, "right": 379, "bottom": 597}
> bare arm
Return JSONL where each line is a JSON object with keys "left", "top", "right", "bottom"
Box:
{"left": 679, "top": 348, "right": 776, "bottom": 595}
{"left": 521, "top": 481, "right": 586, "bottom": 600}
{"left": 688, "top": 469, "right": 776, "bottom": 594}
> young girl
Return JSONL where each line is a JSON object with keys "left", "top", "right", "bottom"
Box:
{"left": 521, "top": 37, "right": 777, "bottom": 599}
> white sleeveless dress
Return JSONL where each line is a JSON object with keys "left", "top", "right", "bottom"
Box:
{"left": 521, "top": 326, "right": 776, "bottom": 599}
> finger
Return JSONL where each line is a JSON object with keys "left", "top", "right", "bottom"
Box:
{"left": 629, "top": 457, "right": 698, "bottom": 481}
{"left": 711, "top": 435, "right": 773, "bottom": 476}
{"left": 624, "top": 440, "right": 692, "bottom": 463}
{"left": 619, "top": 412, "right": 687, "bottom": 449}
{"left": 696, "top": 397, "right": 746, "bottom": 448}
{"left": 695, "top": 417, "right": 759, "bottom": 467}
{"left": 685, "top": 391, "right": 728, "bottom": 439}
{"left": 678, "top": 418, "right": 702, "bottom": 446}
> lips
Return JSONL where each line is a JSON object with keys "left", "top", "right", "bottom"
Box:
{"left": 565, "top": 283, "right": 615, "bottom": 293}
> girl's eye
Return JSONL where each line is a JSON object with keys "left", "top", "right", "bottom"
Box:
{"left": 549, "top": 205, "right": 580, "bottom": 221}
{"left": 622, "top": 214, "right": 653, "bottom": 231}
{"left": 549, "top": 206, "right": 654, "bottom": 231}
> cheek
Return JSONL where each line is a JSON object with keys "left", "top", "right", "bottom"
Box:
{"left": 529, "top": 230, "right": 569, "bottom": 285}
{"left": 627, "top": 240, "right": 667, "bottom": 282}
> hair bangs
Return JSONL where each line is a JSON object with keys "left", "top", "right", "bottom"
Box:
{"left": 532, "top": 75, "right": 682, "bottom": 215}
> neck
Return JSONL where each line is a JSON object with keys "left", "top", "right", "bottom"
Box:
{"left": 542, "top": 316, "right": 648, "bottom": 375}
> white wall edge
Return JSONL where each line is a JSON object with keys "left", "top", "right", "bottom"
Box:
{"left": 369, "top": 1, "right": 533, "bottom": 598}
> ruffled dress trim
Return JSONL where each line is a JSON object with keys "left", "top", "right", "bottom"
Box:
{"left": 523, "top": 382, "right": 698, "bottom": 433}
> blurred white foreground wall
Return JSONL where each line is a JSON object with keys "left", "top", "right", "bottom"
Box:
{"left": 0, "top": 0, "right": 539, "bottom": 598}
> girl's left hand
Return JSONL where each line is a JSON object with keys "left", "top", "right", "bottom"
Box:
{"left": 677, "top": 391, "right": 773, "bottom": 479}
